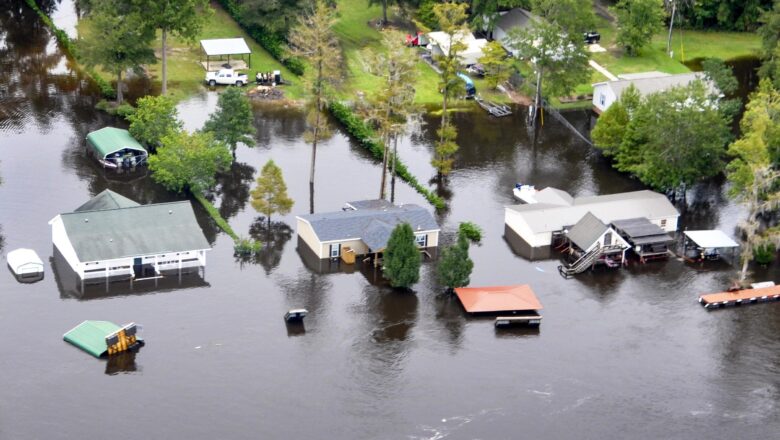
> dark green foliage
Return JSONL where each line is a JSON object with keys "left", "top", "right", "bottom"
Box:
{"left": 193, "top": 192, "right": 239, "bottom": 240}
{"left": 329, "top": 102, "right": 446, "bottom": 209}
{"left": 753, "top": 242, "right": 776, "bottom": 265}
{"left": 759, "top": 1, "right": 780, "bottom": 89}
{"left": 383, "top": 223, "right": 421, "bottom": 288}
{"left": 436, "top": 233, "right": 473, "bottom": 290}
{"left": 680, "top": 0, "right": 772, "bottom": 32}
{"left": 234, "top": 236, "right": 263, "bottom": 255}
{"left": 702, "top": 58, "right": 738, "bottom": 95}
{"left": 203, "top": 87, "right": 256, "bottom": 158}
{"left": 127, "top": 95, "right": 183, "bottom": 149}
{"left": 470, "top": 0, "right": 531, "bottom": 33}
{"left": 612, "top": 0, "right": 665, "bottom": 56}
{"left": 149, "top": 130, "right": 233, "bottom": 194}
{"left": 216, "top": 0, "right": 305, "bottom": 75}
{"left": 531, "top": 0, "right": 596, "bottom": 41}
{"left": 458, "top": 221, "right": 482, "bottom": 243}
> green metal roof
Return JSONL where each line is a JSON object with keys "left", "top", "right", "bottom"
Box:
{"left": 86, "top": 127, "right": 146, "bottom": 158}
{"left": 75, "top": 189, "right": 140, "bottom": 212}
{"left": 59, "top": 201, "right": 211, "bottom": 262}
{"left": 63, "top": 320, "right": 122, "bottom": 358}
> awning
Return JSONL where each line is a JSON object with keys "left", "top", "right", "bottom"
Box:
{"left": 454, "top": 284, "right": 543, "bottom": 313}
{"left": 684, "top": 230, "right": 738, "bottom": 248}
{"left": 200, "top": 38, "right": 251, "bottom": 56}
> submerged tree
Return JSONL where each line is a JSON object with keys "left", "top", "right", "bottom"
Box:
{"left": 250, "top": 160, "right": 295, "bottom": 228}
{"left": 78, "top": 0, "right": 155, "bottom": 104}
{"left": 204, "top": 86, "right": 256, "bottom": 161}
{"left": 726, "top": 80, "right": 780, "bottom": 283}
{"left": 383, "top": 223, "right": 421, "bottom": 289}
{"left": 612, "top": 0, "right": 665, "bottom": 56}
{"left": 437, "top": 232, "right": 473, "bottom": 291}
{"left": 430, "top": 2, "right": 468, "bottom": 179}
{"left": 137, "top": 0, "right": 210, "bottom": 95}
{"left": 149, "top": 130, "right": 232, "bottom": 194}
{"left": 288, "top": 0, "right": 342, "bottom": 213}
{"left": 127, "top": 95, "right": 182, "bottom": 150}
{"left": 363, "top": 30, "right": 418, "bottom": 200}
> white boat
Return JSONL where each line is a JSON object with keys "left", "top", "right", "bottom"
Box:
{"left": 513, "top": 184, "right": 538, "bottom": 204}
{"left": 7, "top": 248, "right": 44, "bottom": 281}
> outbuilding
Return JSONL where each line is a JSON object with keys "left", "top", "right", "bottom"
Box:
{"left": 592, "top": 72, "right": 717, "bottom": 113}
{"left": 426, "top": 31, "right": 488, "bottom": 66}
{"left": 86, "top": 127, "right": 147, "bottom": 170}
{"left": 200, "top": 38, "right": 252, "bottom": 71}
{"left": 63, "top": 320, "right": 142, "bottom": 358}
{"left": 6, "top": 248, "right": 44, "bottom": 281}
{"left": 612, "top": 217, "right": 675, "bottom": 262}
{"left": 683, "top": 230, "right": 739, "bottom": 261}
{"left": 492, "top": 8, "right": 539, "bottom": 56}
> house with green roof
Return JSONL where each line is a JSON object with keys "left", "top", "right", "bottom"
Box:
{"left": 49, "top": 190, "right": 211, "bottom": 286}
{"left": 86, "top": 127, "right": 148, "bottom": 170}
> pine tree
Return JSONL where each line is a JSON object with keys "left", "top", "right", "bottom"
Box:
{"left": 203, "top": 86, "right": 256, "bottom": 161}
{"left": 383, "top": 223, "right": 421, "bottom": 289}
{"left": 250, "top": 160, "right": 295, "bottom": 228}
{"left": 436, "top": 233, "right": 473, "bottom": 291}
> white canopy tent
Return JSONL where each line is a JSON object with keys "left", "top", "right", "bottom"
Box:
{"left": 683, "top": 230, "right": 739, "bottom": 248}
{"left": 200, "top": 38, "right": 252, "bottom": 71}
{"left": 7, "top": 248, "right": 44, "bottom": 279}
{"left": 426, "top": 31, "right": 488, "bottom": 66}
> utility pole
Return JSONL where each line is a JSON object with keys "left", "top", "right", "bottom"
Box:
{"left": 666, "top": 0, "right": 677, "bottom": 57}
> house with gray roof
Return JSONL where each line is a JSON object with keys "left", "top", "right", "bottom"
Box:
{"left": 492, "top": 8, "right": 539, "bottom": 56}
{"left": 592, "top": 71, "right": 718, "bottom": 113}
{"left": 49, "top": 190, "right": 210, "bottom": 283}
{"left": 505, "top": 188, "right": 678, "bottom": 257}
{"left": 296, "top": 200, "right": 440, "bottom": 260}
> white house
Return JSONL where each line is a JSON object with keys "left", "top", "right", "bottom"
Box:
{"left": 592, "top": 71, "right": 717, "bottom": 113}
{"left": 505, "top": 188, "right": 679, "bottom": 251}
{"left": 492, "top": 8, "right": 539, "bottom": 56}
{"left": 426, "top": 31, "right": 488, "bottom": 66}
{"left": 296, "top": 199, "right": 440, "bottom": 260}
{"left": 49, "top": 190, "right": 211, "bottom": 284}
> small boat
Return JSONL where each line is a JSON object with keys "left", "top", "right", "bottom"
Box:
{"left": 284, "top": 309, "right": 308, "bottom": 322}
{"left": 7, "top": 248, "right": 44, "bottom": 282}
{"left": 513, "top": 183, "right": 538, "bottom": 203}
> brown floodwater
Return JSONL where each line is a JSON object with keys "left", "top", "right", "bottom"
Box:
{"left": 1, "top": 2, "right": 779, "bottom": 439}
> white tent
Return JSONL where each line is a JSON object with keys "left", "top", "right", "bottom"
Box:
{"left": 426, "top": 31, "right": 487, "bottom": 66}
{"left": 7, "top": 248, "right": 44, "bottom": 277}
{"left": 683, "top": 230, "right": 738, "bottom": 248}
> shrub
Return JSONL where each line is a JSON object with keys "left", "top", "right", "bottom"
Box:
{"left": 458, "top": 222, "right": 482, "bottom": 243}
{"left": 234, "top": 236, "right": 263, "bottom": 256}
{"left": 753, "top": 242, "right": 776, "bottom": 265}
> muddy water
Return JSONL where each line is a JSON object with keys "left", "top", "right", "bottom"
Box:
{"left": 1, "top": 2, "right": 780, "bottom": 439}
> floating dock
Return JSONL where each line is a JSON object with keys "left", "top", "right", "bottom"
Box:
{"left": 476, "top": 98, "right": 512, "bottom": 117}
{"left": 698, "top": 285, "right": 780, "bottom": 309}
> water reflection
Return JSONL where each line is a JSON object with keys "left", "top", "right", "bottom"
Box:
{"left": 246, "top": 217, "right": 293, "bottom": 275}
{"left": 105, "top": 350, "right": 141, "bottom": 375}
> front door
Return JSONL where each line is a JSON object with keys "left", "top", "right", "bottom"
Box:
{"left": 133, "top": 257, "right": 143, "bottom": 276}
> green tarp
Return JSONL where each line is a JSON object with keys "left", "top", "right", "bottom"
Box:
{"left": 63, "top": 320, "right": 122, "bottom": 358}
{"left": 86, "top": 127, "right": 146, "bottom": 158}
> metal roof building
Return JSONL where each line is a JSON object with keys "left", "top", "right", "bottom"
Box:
{"left": 85, "top": 127, "right": 148, "bottom": 169}
{"left": 200, "top": 38, "right": 252, "bottom": 71}
{"left": 592, "top": 72, "right": 718, "bottom": 113}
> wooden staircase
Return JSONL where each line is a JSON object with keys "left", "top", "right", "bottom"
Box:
{"left": 558, "top": 244, "right": 624, "bottom": 278}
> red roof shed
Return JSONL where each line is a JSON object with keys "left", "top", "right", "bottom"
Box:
{"left": 454, "top": 285, "right": 543, "bottom": 314}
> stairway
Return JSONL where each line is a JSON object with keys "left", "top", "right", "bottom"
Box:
{"left": 558, "top": 244, "right": 624, "bottom": 278}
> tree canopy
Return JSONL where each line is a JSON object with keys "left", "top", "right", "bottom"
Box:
{"left": 437, "top": 232, "right": 473, "bottom": 291}
{"left": 383, "top": 223, "right": 421, "bottom": 289}
{"left": 531, "top": 0, "right": 596, "bottom": 40}
{"left": 759, "top": 1, "right": 780, "bottom": 89}
{"left": 479, "top": 41, "right": 512, "bottom": 90}
{"left": 203, "top": 86, "right": 256, "bottom": 160}
{"left": 250, "top": 160, "right": 294, "bottom": 227}
{"left": 680, "top": 0, "right": 772, "bottom": 32}
{"left": 239, "top": 0, "right": 311, "bottom": 37}
{"left": 612, "top": 0, "right": 665, "bottom": 56}
{"left": 149, "top": 130, "right": 232, "bottom": 194}
{"left": 127, "top": 95, "right": 182, "bottom": 150}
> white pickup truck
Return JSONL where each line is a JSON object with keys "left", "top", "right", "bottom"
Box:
{"left": 205, "top": 69, "right": 248, "bottom": 87}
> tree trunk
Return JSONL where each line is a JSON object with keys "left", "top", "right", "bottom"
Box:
{"left": 161, "top": 28, "right": 168, "bottom": 95}
{"left": 390, "top": 135, "right": 398, "bottom": 203}
{"left": 533, "top": 68, "right": 542, "bottom": 123}
{"left": 309, "top": 181, "right": 315, "bottom": 215}
{"left": 382, "top": 0, "right": 388, "bottom": 24}
{"left": 379, "top": 106, "right": 392, "bottom": 199}
{"left": 232, "top": 145, "right": 237, "bottom": 161}
{"left": 739, "top": 256, "right": 749, "bottom": 283}
{"left": 267, "top": 214, "right": 272, "bottom": 230}
{"left": 116, "top": 70, "right": 123, "bottom": 105}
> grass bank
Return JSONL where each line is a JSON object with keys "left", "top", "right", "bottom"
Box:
{"left": 193, "top": 191, "right": 238, "bottom": 240}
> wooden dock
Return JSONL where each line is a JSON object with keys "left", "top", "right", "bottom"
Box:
{"left": 495, "top": 315, "right": 542, "bottom": 327}
{"left": 698, "top": 285, "right": 780, "bottom": 309}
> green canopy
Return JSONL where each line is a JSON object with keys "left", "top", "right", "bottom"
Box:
{"left": 86, "top": 127, "right": 146, "bottom": 159}
{"left": 63, "top": 320, "right": 122, "bottom": 358}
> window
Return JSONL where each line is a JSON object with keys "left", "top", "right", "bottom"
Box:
{"left": 603, "top": 232, "right": 612, "bottom": 246}
{"left": 599, "top": 93, "right": 606, "bottom": 106}
{"left": 660, "top": 219, "right": 667, "bottom": 228}
{"left": 415, "top": 234, "right": 427, "bottom": 247}
{"left": 329, "top": 243, "right": 341, "bottom": 258}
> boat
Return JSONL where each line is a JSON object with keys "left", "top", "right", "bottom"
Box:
{"left": 284, "top": 309, "right": 308, "bottom": 322}
{"left": 6, "top": 248, "right": 44, "bottom": 282}
{"left": 513, "top": 183, "right": 538, "bottom": 203}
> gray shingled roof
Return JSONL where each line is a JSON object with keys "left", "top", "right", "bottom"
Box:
{"left": 496, "top": 8, "right": 538, "bottom": 32}
{"left": 567, "top": 212, "right": 607, "bottom": 250}
{"left": 298, "top": 202, "right": 439, "bottom": 250}
{"left": 75, "top": 189, "right": 140, "bottom": 212}
{"left": 345, "top": 199, "right": 394, "bottom": 211}
{"left": 602, "top": 72, "right": 717, "bottom": 98}
{"left": 60, "top": 201, "right": 210, "bottom": 262}
{"left": 611, "top": 217, "right": 673, "bottom": 245}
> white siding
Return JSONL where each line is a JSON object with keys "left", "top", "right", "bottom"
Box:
{"left": 648, "top": 216, "right": 678, "bottom": 233}
{"left": 297, "top": 218, "right": 325, "bottom": 258}
{"left": 49, "top": 215, "right": 82, "bottom": 275}
{"left": 592, "top": 84, "right": 616, "bottom": 112}
{"left": 505, "top": 208, "right": 551, "bottom": 248}
{"left": 581, "top": 227, "right": 630, "bottom": 253}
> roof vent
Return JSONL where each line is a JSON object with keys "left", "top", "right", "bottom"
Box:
{"left": 109, "top": 238, "right": 113, "bottom": 242}
{"left": 84, "top": 219, "right": 88, "bottom": 223}
{"left": 169, "top": 210, "right": 173, "bottom": 214}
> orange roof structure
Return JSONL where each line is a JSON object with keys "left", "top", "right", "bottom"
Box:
{"left": 454, "top": 284, "right": 543, "bottom": 314}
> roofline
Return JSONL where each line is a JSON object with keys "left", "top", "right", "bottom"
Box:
{"left": 304, "top": 229, "right": 440, "bottom": 244}
{"left": 79, "top": 248, "right": 211, "bottom": 265}
{"left": 59, "top": 200, "right": 193, "bottom": 216}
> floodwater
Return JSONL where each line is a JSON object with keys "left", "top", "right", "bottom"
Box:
{"left": 1, "top": 2, "right": 779, "bottom": 439}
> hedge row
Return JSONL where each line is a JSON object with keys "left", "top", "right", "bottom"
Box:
{"left": 216, "top": 0, "right": 305, "bottom": 76}
{"left": 329, "top": 102, "right": 445, "bottom": 210}
{"left": 193, "top": 192, "right": 239, "bottom": 240}
{"left": 25, "top": 0, "right": 115, "bottom": 99}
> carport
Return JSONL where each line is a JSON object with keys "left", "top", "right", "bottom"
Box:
{"left": 200, "top": 38, "right": 251, "bottom": 71}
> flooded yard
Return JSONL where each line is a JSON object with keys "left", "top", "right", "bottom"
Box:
{"left": 1, "top": 2, "right": 779, "bottom": 439}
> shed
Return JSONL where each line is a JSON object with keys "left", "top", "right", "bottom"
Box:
{"left": 86, "top": 127, "right": 148, "bottom": 170}
{"left": 6, "top": 248, "right": 44, "bottom": 279}
{"left": 454, "top": 284, "right": 543, "bottom": 314}
{"left": 200, "top": 38, "right": 251, "bottom": 71}
{"left": 63, "top": 320, "right": 141, "bottom": 358}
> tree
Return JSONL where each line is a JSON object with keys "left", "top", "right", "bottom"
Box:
{"left": 726, "top": 80, "right": 780, "bottom": 282}
{"left": 531, "top": 0, "right": 596, "bottom": 40}
{"left": 383, "top": 223, "right": 421, "bottom": 288}
{"left": 288, "top": 0, "right": 342, "bottom": 212}
{"left": 430, "top": 2, "right": 468, "bottom": 179}
{"left": 592, "top": 85, "right": 640, "bottom": 157}
{"left": 508, "top": 20, "right": 589, "bottom": 114}
{"left": 137, "top": 0, "right": 210, "bottom": 95}
{"left": 250, "top": 160, "right": 294, "bottom": 228}
{"left": 363, "top": 30, "right": 418, "bottom": 200}
{"left": 612, "top": 0, "right": 665, "bottom": 56}
{"left": 203, "top": 87, "right": 256, "bottom": 161}
{"left": 680, "top": 0, "right": 771, "bottom": 32}
{"left": 437, "top": 232, "right": 473, "bottom": 291}
{"left": 149, "top": 130, "right": 232, "bottom": 194}
{"left": 127, "top": 95, "right": 182, "bottom": 150}
{"left": 479, "top": 41, "right": 512, "bottom": 90}
{"left": 702, "top": 58, "right": 741, "bottom": 120}
{"left": 239, "top": 0, "right": 310, "bottom": 37}
{"left": 78, "top": 0, "right": 156, "bottom": 104}
{"left": 759, "top": 1, "right": 780, "bottom": 88}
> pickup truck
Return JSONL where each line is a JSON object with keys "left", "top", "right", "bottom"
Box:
{"left": 205, "top": 69, "right": 248, "bottom": 87}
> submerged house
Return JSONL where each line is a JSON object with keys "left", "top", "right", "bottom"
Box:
{"left": 558, "top": 212, "right": 630, "bottom": 277}
{"left": 612, "top": 217, "right": 675, "bottom": 262}
{"left": 86, "top": 127, "right": 148, "bottom": 170}
{"left": 591, "top": 71, "right": 717, "bottom": 113}
{"left": 505, "top": 188, "right": 678, "bottom": 260}
{"left": 296, "top": 200, "right": 440, "bottom": 263}
{"left": 49, "top": 190, "right": 210, "bottom": 286}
